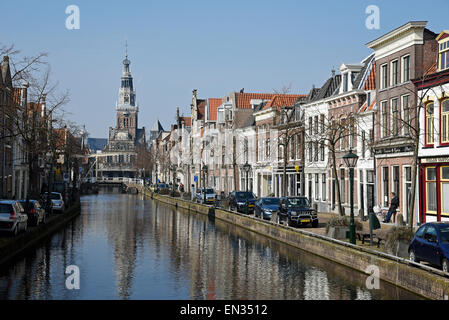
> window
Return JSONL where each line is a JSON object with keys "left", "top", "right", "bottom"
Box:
{"left": 340, "top": 118, "right": 347, "bottom": 150}
{"left": 349, "top": 117, "right": 355, "bottom": 149}
{"left": 314, "top": 116, "right": 318, "bottom": 134}
{"left": 314, "top": 141, "right": 318, "bottom": 162}
{"left": 369, "top": 129, "right": 374, "bottom": 157}
{"left": 315, "top": 174, "right": 319, "bottom": 200}
{"left": 441, "top": 100, "right": 449, "bottom": 144}
{"left": 340, "top": 168, "right": 345, "bottom": 204}
{"left": 439, "top": 40, "right": 449, "bottom": 71}
{"left": 426, "top": 167, "right": 437, "bottom": 213}
{"left": 383, "top": 167, "right": 389, "bottom": 207}
{"left": 309, "top": 117, "right": 312, "bottom": 135}
{"left": 391, "top": 60, "right": 399, "bottom": 86}
{"left": 296, "top": 134, "right": 301, "bottom": 159}
{"left": 266, "top": 139, "right": 270, "bottom": 159}
{"left": 308, "top": 142, "right": 312, "bottom": 162}
{"left": 402, "top": 95, "right": 410, "bottom": 135}
{"left": 381, "top": 64, "right": 388, "bottom": 89}
{"left": 393, "top": 166, "right": 400, "bottom": 198}
{"left": 361, "top": 131, "right": 366, "bottom": 158}
{"left": 391, "top": 98, "right": 399, "bottom": 136}
{"left": 425, "top": 102, "right": 434, "bottom": 145}
{"left": 320, "top": 141, "right": 325, "bottom": 161}
{"left": 381, "top": 101, "right": 388, "bottom": 137}
{"left": 441, "top": 166, "right": 449, "bottom": 217}
{"left": 322, "top": 173, "right": 326, "bottom": 201}
{"left": 320, "top": 114, "right": 325, "bottom": 133}
{"left": 367, "top": 92, "right": 371, "bottom": 107}
{"left": 402, "top": 55, "right": 410, "bottom": 82}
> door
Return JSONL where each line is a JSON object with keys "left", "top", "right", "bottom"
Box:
{"left": 360, "top": 183, "right": 365, "bottom": 215}
{"left": 422, "top": 225, "right": 440, "bottom": 265}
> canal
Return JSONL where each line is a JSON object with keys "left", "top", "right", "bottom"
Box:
{"left": 0, "top": 189, "right": 422, "bottom": 300}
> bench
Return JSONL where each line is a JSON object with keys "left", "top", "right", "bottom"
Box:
{"left": 356, "top": 231, "right": 384, "bottom": 248}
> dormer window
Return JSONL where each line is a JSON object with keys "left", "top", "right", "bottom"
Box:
{"left": 437, "top": 31, "right": 449, "bottom": 71}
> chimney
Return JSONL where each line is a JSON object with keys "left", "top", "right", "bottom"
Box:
{"left": 240, "top": 88, "right": 244, "bottom": 93}
{"left": 21, "top": 82, "right": 29, "bottom": 108}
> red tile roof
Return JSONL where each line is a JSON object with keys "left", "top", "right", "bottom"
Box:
{"left": 208, "top": 98, "right": 222, "bottom": 121}
{"left": 235, "top": 92, "right": 305, "bottom": 110}
{"left": 364, "top": 61, "right": 376, "bottom": 91}
{"left": 262, "top": 94, "right": 303, "bottom": 111}
{"left": 360, "top": 98, "right": 376, "bottom": 112}
{"left": 181, "top": 116, "right": 191, "bottom": 127}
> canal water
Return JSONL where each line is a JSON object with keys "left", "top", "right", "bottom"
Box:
{"left": 0, "top": 189, "right": 422, "bottom": 300}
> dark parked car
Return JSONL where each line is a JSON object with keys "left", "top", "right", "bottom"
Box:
{"left": 255, "top": 197, "right": 280, "bottom": 220}
{"left": 229, "top": 191, "right": 256, "bottom": 214}
{"left": 278, "top": 196, "right": 318, "bottom": 227}
{"left": 18, "top": 200, "right": 46, "bottom": 226}
{"left": 409, "top": 222, "right": 449, "bottom": 272}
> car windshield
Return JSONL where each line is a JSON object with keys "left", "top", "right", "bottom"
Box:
{"left": 236, "top": 192, "right": 255, "bottom": 200}
{"left": 203, "top": 189, "right": 214, "bottom": 194}
{"left": 0, "top": 204, "right": 12, "bottom": 213}
{"left": 48, "top": 193, "right": 61, "bottom": 200}
{"left": 439, "top": 227, "right": 449, "bottom": 244}
{"left": 262, "top": 198, "right": 279, "bottom": 205}
{"left": 287, "top": 198, "right": 310, "bottom": 208}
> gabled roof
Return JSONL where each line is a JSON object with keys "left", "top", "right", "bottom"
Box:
{"left": 436, "top": 30, "right": 449, "bottom": 41}
{"left": 151, "top": 119, "right": 164, "bottom": 132}
{"left": 364, "top": 61, "right": 376, "bottom": 91}
{"left": 360, "top": 98, "right": 376, "bottom": 112}
{"left": 208, "top": 98, "right": 222, "bottom": 121}
{"left": 1, "top": 56, "right": 12, "bottom": 87}
{"left": 262, "top": 94, "right": 302, "bottom": 111}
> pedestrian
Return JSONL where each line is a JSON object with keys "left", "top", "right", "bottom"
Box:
{"left": 383, "top": 192, "right": 399, "bottom": 223}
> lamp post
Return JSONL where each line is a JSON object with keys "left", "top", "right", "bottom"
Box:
{"left": 243, "top": 162, "right": 251, "bottom": 215}
{"left": 343, "top": 149, "right": 359, "bottom": 245}
{"left": 203, "top": 164, "right": 208, "bottom": 203}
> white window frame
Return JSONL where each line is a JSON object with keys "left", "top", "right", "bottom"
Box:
{"left": 401, "top": 55, "right": 410, "bottom": 83}
{"left": 381, "top": 63, "right": 388, "bottom": 89}
{"left": 390, "top": 59, "right": 399, "bottom": 86}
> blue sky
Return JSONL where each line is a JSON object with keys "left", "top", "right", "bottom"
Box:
{"left": 1, "top": 0, "right": 448, "bottom": 137}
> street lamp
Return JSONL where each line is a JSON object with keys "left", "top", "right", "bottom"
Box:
{"left": 203, "top": 164, "right": 208, "bottom": 203}
{"left": 343, "top": 149, "right": 359, "bottom": 245}
{"left": 243, "top": 162, "right": 251, "bottom": 215}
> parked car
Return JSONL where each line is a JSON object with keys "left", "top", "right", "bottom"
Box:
{"left": 196, "top": 188, "right": 216, "bottom": 204}
{"left": 278, "top": 196, "right": 318, "bottom": 228}
{"left": 409, "top": 222, "right": 449, "bottom": 272}
{"left": 18, "top": 200, "right": 46, "bottom": 226}
{"left": 44, "top": 192, "right": 65, "bottom": 213}
{"left": 255, "top": 197, "right": 280, "bottom": 220}
{"left": 0, "top": 200, "right": 28, "bottom": 235}
{"left": 229, "top": 191, "right": 257, "bottom": 214}
{"left": 149, "top": 184, "right": 156, "bottom": 192}
{"left": 157, "top": 183, "right": 170, "bottom": 192}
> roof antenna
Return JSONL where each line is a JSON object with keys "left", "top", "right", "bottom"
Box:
{"left": 125, "top": 38, "right": 128, "bottom": 59}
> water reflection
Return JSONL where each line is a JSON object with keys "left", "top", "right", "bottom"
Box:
{"left": 0, "top": 189, "right": 422, "bottom": 300}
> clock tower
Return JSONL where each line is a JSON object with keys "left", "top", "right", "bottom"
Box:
{"left": 116, "top": 51, "right": 138, "bottom": 140}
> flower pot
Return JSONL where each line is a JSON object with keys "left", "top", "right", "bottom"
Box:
{"left": 327, "top": 226, "right": 349, "bottom": 240}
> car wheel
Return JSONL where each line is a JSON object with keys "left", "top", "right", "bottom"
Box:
{"left": 442, "top": 259, "right": 449, "bottom": 273}
{"left": 409, "top": 250, "right": 419, "bottom": 263}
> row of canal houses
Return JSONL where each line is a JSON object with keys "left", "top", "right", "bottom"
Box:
{"left": 150, "top": 21, "right": 449, "bottom": 226}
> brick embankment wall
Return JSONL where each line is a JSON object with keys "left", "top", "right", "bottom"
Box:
{"left": 147, "top": 190, "right": 449, "bottom": 300}
{"left": 0, "top": 201, "right": 81, "bottom": 267}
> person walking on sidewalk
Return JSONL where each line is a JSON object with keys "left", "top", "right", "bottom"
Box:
{"left": 383, "top": 192, "right": 399, "bottom": 223}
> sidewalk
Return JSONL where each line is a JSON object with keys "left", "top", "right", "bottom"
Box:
{"left": 307, "top": 211, "right": 397, "bottom": 252}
